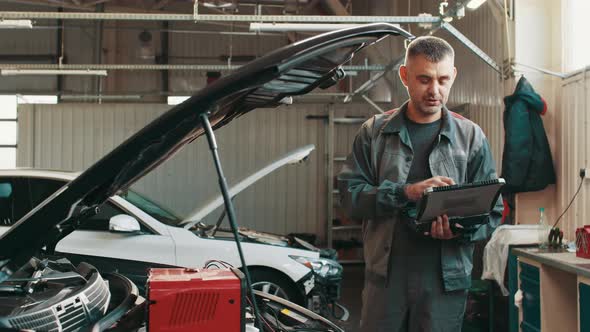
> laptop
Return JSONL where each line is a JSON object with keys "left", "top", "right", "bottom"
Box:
{"left": 405, "top": 178, "right": 505, "bottom": 233}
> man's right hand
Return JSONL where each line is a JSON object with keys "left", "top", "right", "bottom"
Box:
{"left": 404, "top": 176, "right": 455, "bottom": 201}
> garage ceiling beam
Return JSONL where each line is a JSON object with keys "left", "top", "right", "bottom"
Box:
{"left": 344, "top": 54, "right": 405, "bottom": 102}
{"left": 0, "top": 63, "right": 388, "bottom": 71}
{"left": 0, "top": 11, "right": 441, "bottom": 23}
{"left": 441, "top": 22, "right": 501, "bottom": 74}
{"left": 317, "top": 0, "right": 404, "bottom": 100}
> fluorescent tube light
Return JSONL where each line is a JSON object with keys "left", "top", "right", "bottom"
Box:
{"left": 203, "top": 1, "right": 235, "bottom": 8}
{"left": 17, "top": 95, "right": 58, "bottom": 104}
{"left": 466, "top": 0, "right": 487, "bottom": 9}
{"left": 0, "top": 69, "right": 108, "bottom": 76}
{"left": 250, "top": 23, "right": 368, "bottom": 32}
{"left": 61, "top": 95, "right": 142, "bottom": 101}
{"left": 0, "top": 20, "right": 32, "bottom": 29}
{"left": 167, "top": 96, "right": 190, "bottom": 105}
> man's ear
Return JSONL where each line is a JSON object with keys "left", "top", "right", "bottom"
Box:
{"left": 399, "top": 65, "right": 409, "bottom": 87}
{"left": 453, "top": 66, "right": 458, "bottom": 80}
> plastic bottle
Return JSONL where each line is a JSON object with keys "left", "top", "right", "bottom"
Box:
{"left": 538, "top": 207, "right": 549, "bottom": 249}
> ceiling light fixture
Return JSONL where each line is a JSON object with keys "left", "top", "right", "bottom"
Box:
{"left": 16, "top": 95, "right": 58, "bottom": 104}
{"left": 0, "top": 69, "right": 108, "bottom": 76}
{"left": 466, "top": 0, "right": 488, "bottom": 10}
{"left": 61, "top": 95, "right": 142, "bottom": 101}
{"left": 0, "top": 19, "right": 33, "bottom": 29}
{"left": 202, "top": 0, "right": 236, "bottom": 9}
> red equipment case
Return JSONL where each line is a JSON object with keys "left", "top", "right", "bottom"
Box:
{"left": 576, "top": 225, "right": 590, "bottom": 259}
{"left": 147, "top": 267, "right": 246, "bottom": 332}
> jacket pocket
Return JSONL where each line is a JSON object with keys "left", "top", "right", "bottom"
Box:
{"left": 378, "top": 152, "right": 408, "bottom": 184}
{"left": 362, "top": 219, "right": 394, "bottom": 278}
{"left": 442, "top": 241, "right": 474, "bottom": 278}
{"left": 440, "top": 156, "right": 468, "bottom": 184}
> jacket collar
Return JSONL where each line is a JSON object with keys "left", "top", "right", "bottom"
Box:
{"left": 382, "top": 100, "right": 455, "bottom": 145}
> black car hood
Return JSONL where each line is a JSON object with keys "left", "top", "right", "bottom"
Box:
{"left": 0, "top": 23, "right": 413, "bottom": 269}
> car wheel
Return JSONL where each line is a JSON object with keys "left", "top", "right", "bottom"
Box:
{"left": 249, "top": 268, "right": 304, "bottom": 305}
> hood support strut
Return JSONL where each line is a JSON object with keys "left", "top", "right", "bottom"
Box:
{"left": 199, "top": 112, "right": 262, "bottom": 328}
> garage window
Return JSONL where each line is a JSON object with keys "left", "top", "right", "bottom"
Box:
{"left": 0, "top": 95, "right": 58, "bottom": 169}
{"left": 0, "top": 96, "right": 17, "bottom": 169}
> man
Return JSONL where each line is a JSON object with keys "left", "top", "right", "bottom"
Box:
{"left": 337, "top": 36, "right": 503, "bottom": 332}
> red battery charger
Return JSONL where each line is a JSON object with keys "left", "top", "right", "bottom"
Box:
{"left": 576, "top": 226, "right": 590, "bottom": 259}
{"left": 147, "top": 267, "right": 246, "bottom": 332}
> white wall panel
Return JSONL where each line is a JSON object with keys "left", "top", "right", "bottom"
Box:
{"left": 557, "top": 72, "right": 590, "bottom": 239}
{"left": 511, "top": 0, "right": 561, "bottom": 227}
{"left": 17, "top": 102, "right": 370, "bottom": 240}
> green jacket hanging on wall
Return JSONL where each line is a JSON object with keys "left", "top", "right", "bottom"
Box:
{"left": 501, "top": 76, "right": 556, "bottom": 193}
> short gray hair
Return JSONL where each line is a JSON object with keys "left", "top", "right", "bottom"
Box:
{"left": 405, "top": 36, "right": 454, "bottom": 64}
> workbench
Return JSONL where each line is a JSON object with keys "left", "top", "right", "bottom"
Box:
{"left": 511, "top": 247, "right": 590, "bottom": 332}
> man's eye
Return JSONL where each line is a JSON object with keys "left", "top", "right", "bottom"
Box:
{"left": 419, "top": 78, "right": 429, "bottom": 84}
{"left": 439, "top": 78, "right": 450, "bottom": 84}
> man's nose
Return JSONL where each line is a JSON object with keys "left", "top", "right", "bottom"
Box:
{"left": 427, "top": 82, "right": 440, "bottom": 95}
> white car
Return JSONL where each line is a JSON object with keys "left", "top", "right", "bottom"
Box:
{"left": 0, "top": 145, "right": 343, "bottom": 313}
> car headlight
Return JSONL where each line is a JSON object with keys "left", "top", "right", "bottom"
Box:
{"left": 289, "top": 255, "right": 342, "bottom": 278}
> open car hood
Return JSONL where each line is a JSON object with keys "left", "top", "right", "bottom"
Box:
{"left": 0, "top": 23, "right": 413, "bottom": 270}
{"left": 181, "top": 144, "right": 315, "bottom": 228}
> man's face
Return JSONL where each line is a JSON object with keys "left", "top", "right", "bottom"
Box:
{"left": 399, "top": 54, "right": 457, "bottom": 116}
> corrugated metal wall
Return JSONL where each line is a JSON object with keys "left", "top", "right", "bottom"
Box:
{"left": 371, "top": 1, "right": 506, "bottom": 169}
{"left": 17, "top": 102, "right": 373, "bottom": 240}
{"left": 439, "top": 5, "right": 506, "bottom": 170}
{"left": 558, "top": 71, "right": 590, "bottom": 239}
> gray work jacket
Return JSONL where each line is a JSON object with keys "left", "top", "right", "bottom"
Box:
{"left": 337, "top": 104, "right": 503, "bottom": 291}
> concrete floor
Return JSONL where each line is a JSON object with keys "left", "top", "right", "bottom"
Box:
{"left": 332, "top": 263, "right": 501, "bottom": 332}
{"left": 335, "top": 264, "right": 508, "bottom": 332}
{"left": 335, "top": 263, "right": 364, "bottom": 332}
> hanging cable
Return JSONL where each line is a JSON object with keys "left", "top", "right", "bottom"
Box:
{"left": 552, "top": 178, "right": 584, "bottom": 229}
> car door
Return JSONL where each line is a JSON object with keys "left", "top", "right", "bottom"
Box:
{"left": 54, "top": 199, "right": 177, "bottom": 290}
{"left": 25, "top": 178, "right": 177, "bottom": 290}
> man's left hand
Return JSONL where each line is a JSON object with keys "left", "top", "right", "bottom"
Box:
{"left": 425, "top": 215, "right": 461, "bottom": 240}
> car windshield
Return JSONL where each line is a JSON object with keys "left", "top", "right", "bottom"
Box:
{"left": 120, "top": 190, "right": 181, "bottom": 226}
